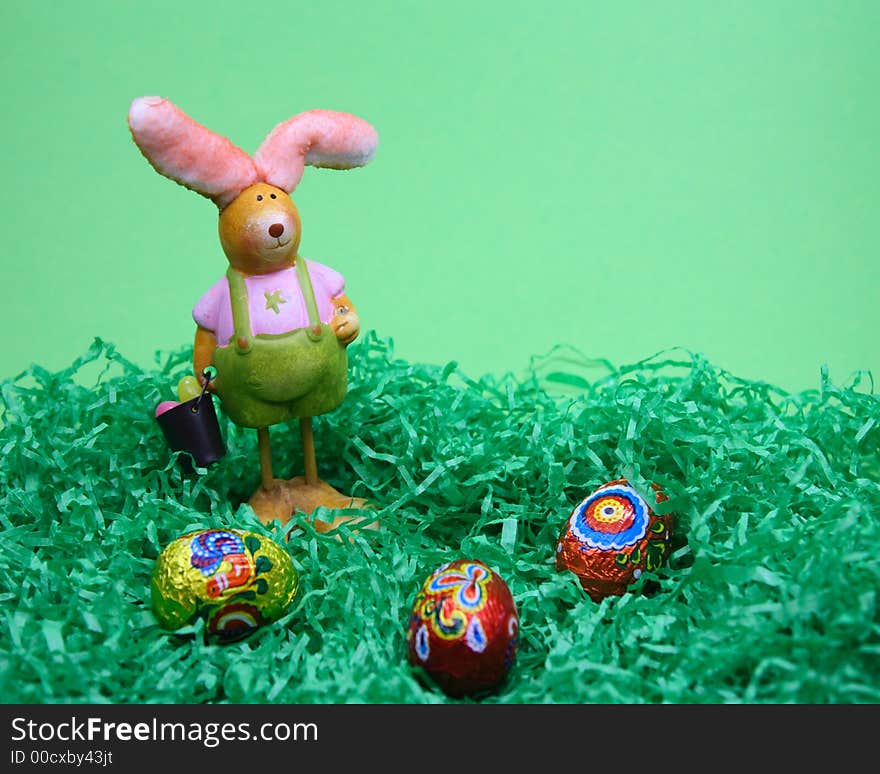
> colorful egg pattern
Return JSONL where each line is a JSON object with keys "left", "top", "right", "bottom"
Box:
{"left": 150, "top": 528, "right": 298, "bottom": 644}
{"left": 406, "top": 559, "right": 519, "bottom": 697}
{"left": 556, "top": 478, "right": 673, "bottom": 601}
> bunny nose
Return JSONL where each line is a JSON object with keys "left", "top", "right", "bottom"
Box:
{"left": 268, "top": 223, "right": 285, "bottom": 238}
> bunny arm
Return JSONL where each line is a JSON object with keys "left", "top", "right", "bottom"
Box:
{"left": 194, "top": 326, "right": 218, "bottom": 385}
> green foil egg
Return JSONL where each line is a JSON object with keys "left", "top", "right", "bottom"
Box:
{"left": 150, "top": 528, "right": 298, "bottom": 644}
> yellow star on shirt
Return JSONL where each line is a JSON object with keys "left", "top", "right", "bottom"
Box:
{"left": 264, "top": 289, "right": 287, "bottom": 315}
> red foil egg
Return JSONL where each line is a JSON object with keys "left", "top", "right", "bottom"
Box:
{"left": 556, "top": 478, "right": 673, "bottom": 601}
{"left": 406, "top": 559, "right": 519, "bottom": 697}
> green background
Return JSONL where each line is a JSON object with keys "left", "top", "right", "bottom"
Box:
{"left": 1, "top": 0, "right": 877, "bottom": 392}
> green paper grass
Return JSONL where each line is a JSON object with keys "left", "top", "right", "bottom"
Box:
{"left": 1, "top": 334, "right": 878, "bottom": 703}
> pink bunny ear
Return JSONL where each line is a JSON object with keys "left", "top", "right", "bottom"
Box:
{"left": 128, "top": 96, "right": 259, "bottom": 209}
{"left": 253, "top": 109, "right": 378, "bottom": 193}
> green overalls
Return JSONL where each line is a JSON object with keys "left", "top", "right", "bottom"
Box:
{"left": 211, "top": 259, "right": 348, "bottom": 429}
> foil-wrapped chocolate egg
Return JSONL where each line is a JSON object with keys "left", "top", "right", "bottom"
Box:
{"left": 151, "top": 528, "right": 298, "bottom": 644}
{"left": 556, "top": 478, "right": 673, "bottom": 601}
{"left": 406, "top": 559, "right": 519, "bottom": 697}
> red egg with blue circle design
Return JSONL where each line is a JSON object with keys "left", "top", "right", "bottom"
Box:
{"left": 556, "top": 478, "right": 673, "bottom": 601}
{"left": 406, "top": 559, "right": 519, "bottom": 697}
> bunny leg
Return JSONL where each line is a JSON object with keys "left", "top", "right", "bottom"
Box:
{"left": 248, "top": 427, "right": 297, "bottom": 524}
{"left": 300, "top": 417, "right": 319, "bottom": 486}
{"left": 257, "top": 427, "right": 275, "bottom": 489}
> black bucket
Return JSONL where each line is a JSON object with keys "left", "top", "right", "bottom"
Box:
{"left": 156, "top": 387, "right": 226, "bottom": 471}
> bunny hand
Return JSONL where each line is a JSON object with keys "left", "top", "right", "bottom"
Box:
{"left": 330, "top": 295, "right": 360, "bottom": 346}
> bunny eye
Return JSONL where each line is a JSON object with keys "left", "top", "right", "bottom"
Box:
{"left": 256, "top": 195, "right": 263, "bottom": 201}
{"left": 270, "top": 193, "right": 277, "bottom": 199}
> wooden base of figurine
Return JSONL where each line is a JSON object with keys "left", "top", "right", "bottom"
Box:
{"left": 248, "top": 476, "right": 378, "bottom": 535}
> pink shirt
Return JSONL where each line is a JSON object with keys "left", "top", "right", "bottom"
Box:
{"left": 192, "top": 260, "right": 345, "bottom": 346}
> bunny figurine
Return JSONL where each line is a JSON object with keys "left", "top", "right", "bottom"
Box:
{"left": 128, "top": 96, "right": 378, "bottom": 530}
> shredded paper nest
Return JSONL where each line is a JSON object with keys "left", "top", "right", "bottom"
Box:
{"left": 1, "top": 334, "right": 878, "bottom": 703}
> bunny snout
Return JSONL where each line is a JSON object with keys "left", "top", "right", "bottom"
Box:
{"left": 251, "top": 211, "right": 296, "bottom": 259}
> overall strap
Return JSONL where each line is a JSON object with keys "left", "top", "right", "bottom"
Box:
{"left": 226, "top": 260, "right": 322, "bottom": 353}
{"left": 226, "top": 267, "right": 253, "bottom": 353}
{"left": 294, "top": 256, "right": 322, "bottom": 329}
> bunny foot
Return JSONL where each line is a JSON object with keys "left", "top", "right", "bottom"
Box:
{"left": 248, "top": 476, "right": 378, "bottom": 535}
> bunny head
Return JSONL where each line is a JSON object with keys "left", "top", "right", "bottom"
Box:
{"left": 128, "top": 97, "right": 378, "bottom": 275}
{"left": 215, "top": 181, "right": 303, "bottom": 274}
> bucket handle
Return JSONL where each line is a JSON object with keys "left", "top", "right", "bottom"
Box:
{"left": 193, "top": 367, "right": 216, "bottom": 414}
